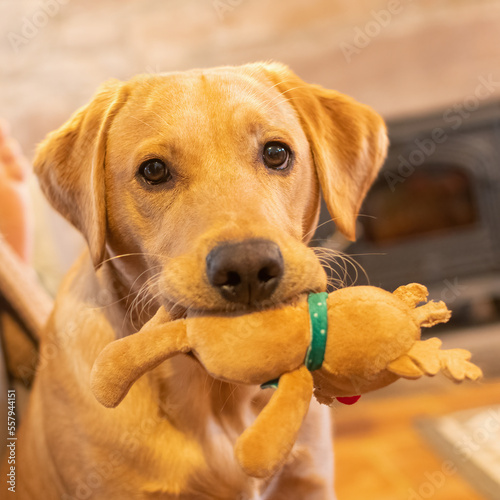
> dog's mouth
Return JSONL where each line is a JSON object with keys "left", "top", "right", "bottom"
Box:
{"left": 158, "top": 236, "right": 328, "bottom": 318}
{"left": 174, "top": 289, "right": 315, "bottom": 319}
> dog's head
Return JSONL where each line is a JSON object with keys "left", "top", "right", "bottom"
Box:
{"left": 34, "top": 62, "right": 387, "bottom": 315}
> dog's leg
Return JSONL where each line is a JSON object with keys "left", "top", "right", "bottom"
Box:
{"left": 262, "top": 400, "right": 336, "bottom": 500}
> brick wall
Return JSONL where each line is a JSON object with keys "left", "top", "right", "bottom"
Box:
{"left": 1, "top": 0, "right": 499, "bottom": 285}
{"left": 2, "top": 0, "right": 500, "bottom": 151}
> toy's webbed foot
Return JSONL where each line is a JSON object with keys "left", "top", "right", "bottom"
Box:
{"left": 440, "top": 348, "right": 483, "bottom": 382}
{"left": 387, "top": 337, "right": 482, "bottom": 382}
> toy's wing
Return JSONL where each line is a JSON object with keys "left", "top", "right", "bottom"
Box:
{"left": 387, "top": 338, "right": 482, "bottom": 382}
{"left": 234, "top": 365, "right": 314, "bottom": 478}
{"left": 90, "top": 308, "right": 189, "bottom": 408}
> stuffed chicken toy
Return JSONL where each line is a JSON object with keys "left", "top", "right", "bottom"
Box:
{"left": 91, "top": 283, "right": 482, "bottom": 478}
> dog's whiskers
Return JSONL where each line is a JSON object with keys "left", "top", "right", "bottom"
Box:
{"left": 132, "top": 271, "right": 165, "bottom": 329}
{"left": 121, "top": 265, "right": 163, "bottom": 332}
{"left": 219, "top": 383, "right": 240, "bottom": 414}
{"left": 89, "top": 257, "right": 166, "bottom": 312}
{"left": 302, "top": 216, "right": 340, "bottom": 243}
{"left": 263, "top": 95, "right": 307, "bottom": 114}
{"left": 137, "top": 281, "right": 163, "bottom": 323}
{"left": 128, "top": 115, "right": 164, "bottom": 135}
{"left": 312, "top": 246, "right": 369, "bottom": 288}
{"left": 148, "top": 109, "right": 171, "bottom": 129}
{"left": 128, "top": 279, "right": 162, "bottom": 331}
{"left": 258, "top": 85, "right": 307, "bottom": 114}
{"left": 99, "top": 251, "right": 168, "bottom": 267}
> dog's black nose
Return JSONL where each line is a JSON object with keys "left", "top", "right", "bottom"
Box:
{"left": 206, "top": 239, "right": 284, "bottom": 305}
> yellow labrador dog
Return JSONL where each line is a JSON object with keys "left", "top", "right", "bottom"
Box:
{"left": 8, "top": 62, "right": 387, "bottom": 499}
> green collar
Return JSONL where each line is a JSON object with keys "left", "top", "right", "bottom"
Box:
{"left": 304, "top": 292, "right": 329, "bottom": 371}
{"left": 261, "top": 292, "right": 329, "bottom": 390}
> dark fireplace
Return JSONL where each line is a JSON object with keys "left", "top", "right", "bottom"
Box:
{"left": 315, "top": 100, "right": 500, "bottom": 326}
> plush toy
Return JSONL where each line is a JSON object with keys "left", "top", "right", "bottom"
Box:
{"left": 90, "top": 283, "right": 482, "bottom": 478}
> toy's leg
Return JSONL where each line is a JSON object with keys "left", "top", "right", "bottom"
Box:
{"left": 263, "top": 399, "right": 336, "bottom": 500}
{"left": 90, "top": 308, "right": 188, "bottom": 408}
{"left": 392, "top": 283, "right": 428, "bottom": 308}
{"left": 413, "top": 300, "right": 451, "bottom": 327}
{"left": 235, "top": 365, "right": 314, "bottom": 479}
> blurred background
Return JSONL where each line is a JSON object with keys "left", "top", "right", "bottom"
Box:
{"left": 1, "top": 1, "right": 500, "bottom": 499}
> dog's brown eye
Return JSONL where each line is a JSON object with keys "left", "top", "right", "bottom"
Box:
{"left": 139, "top": 159, "right": 170, "bottom": 184}
{"left": 262, "top": 142, "right": 291, "bottom": 170}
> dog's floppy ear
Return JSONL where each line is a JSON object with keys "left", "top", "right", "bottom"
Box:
{"left": 260, "top": 63, "right": 388, "bottom": 241}
{"left": 34, "top": 79, "right": 128, "bottom": 266}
